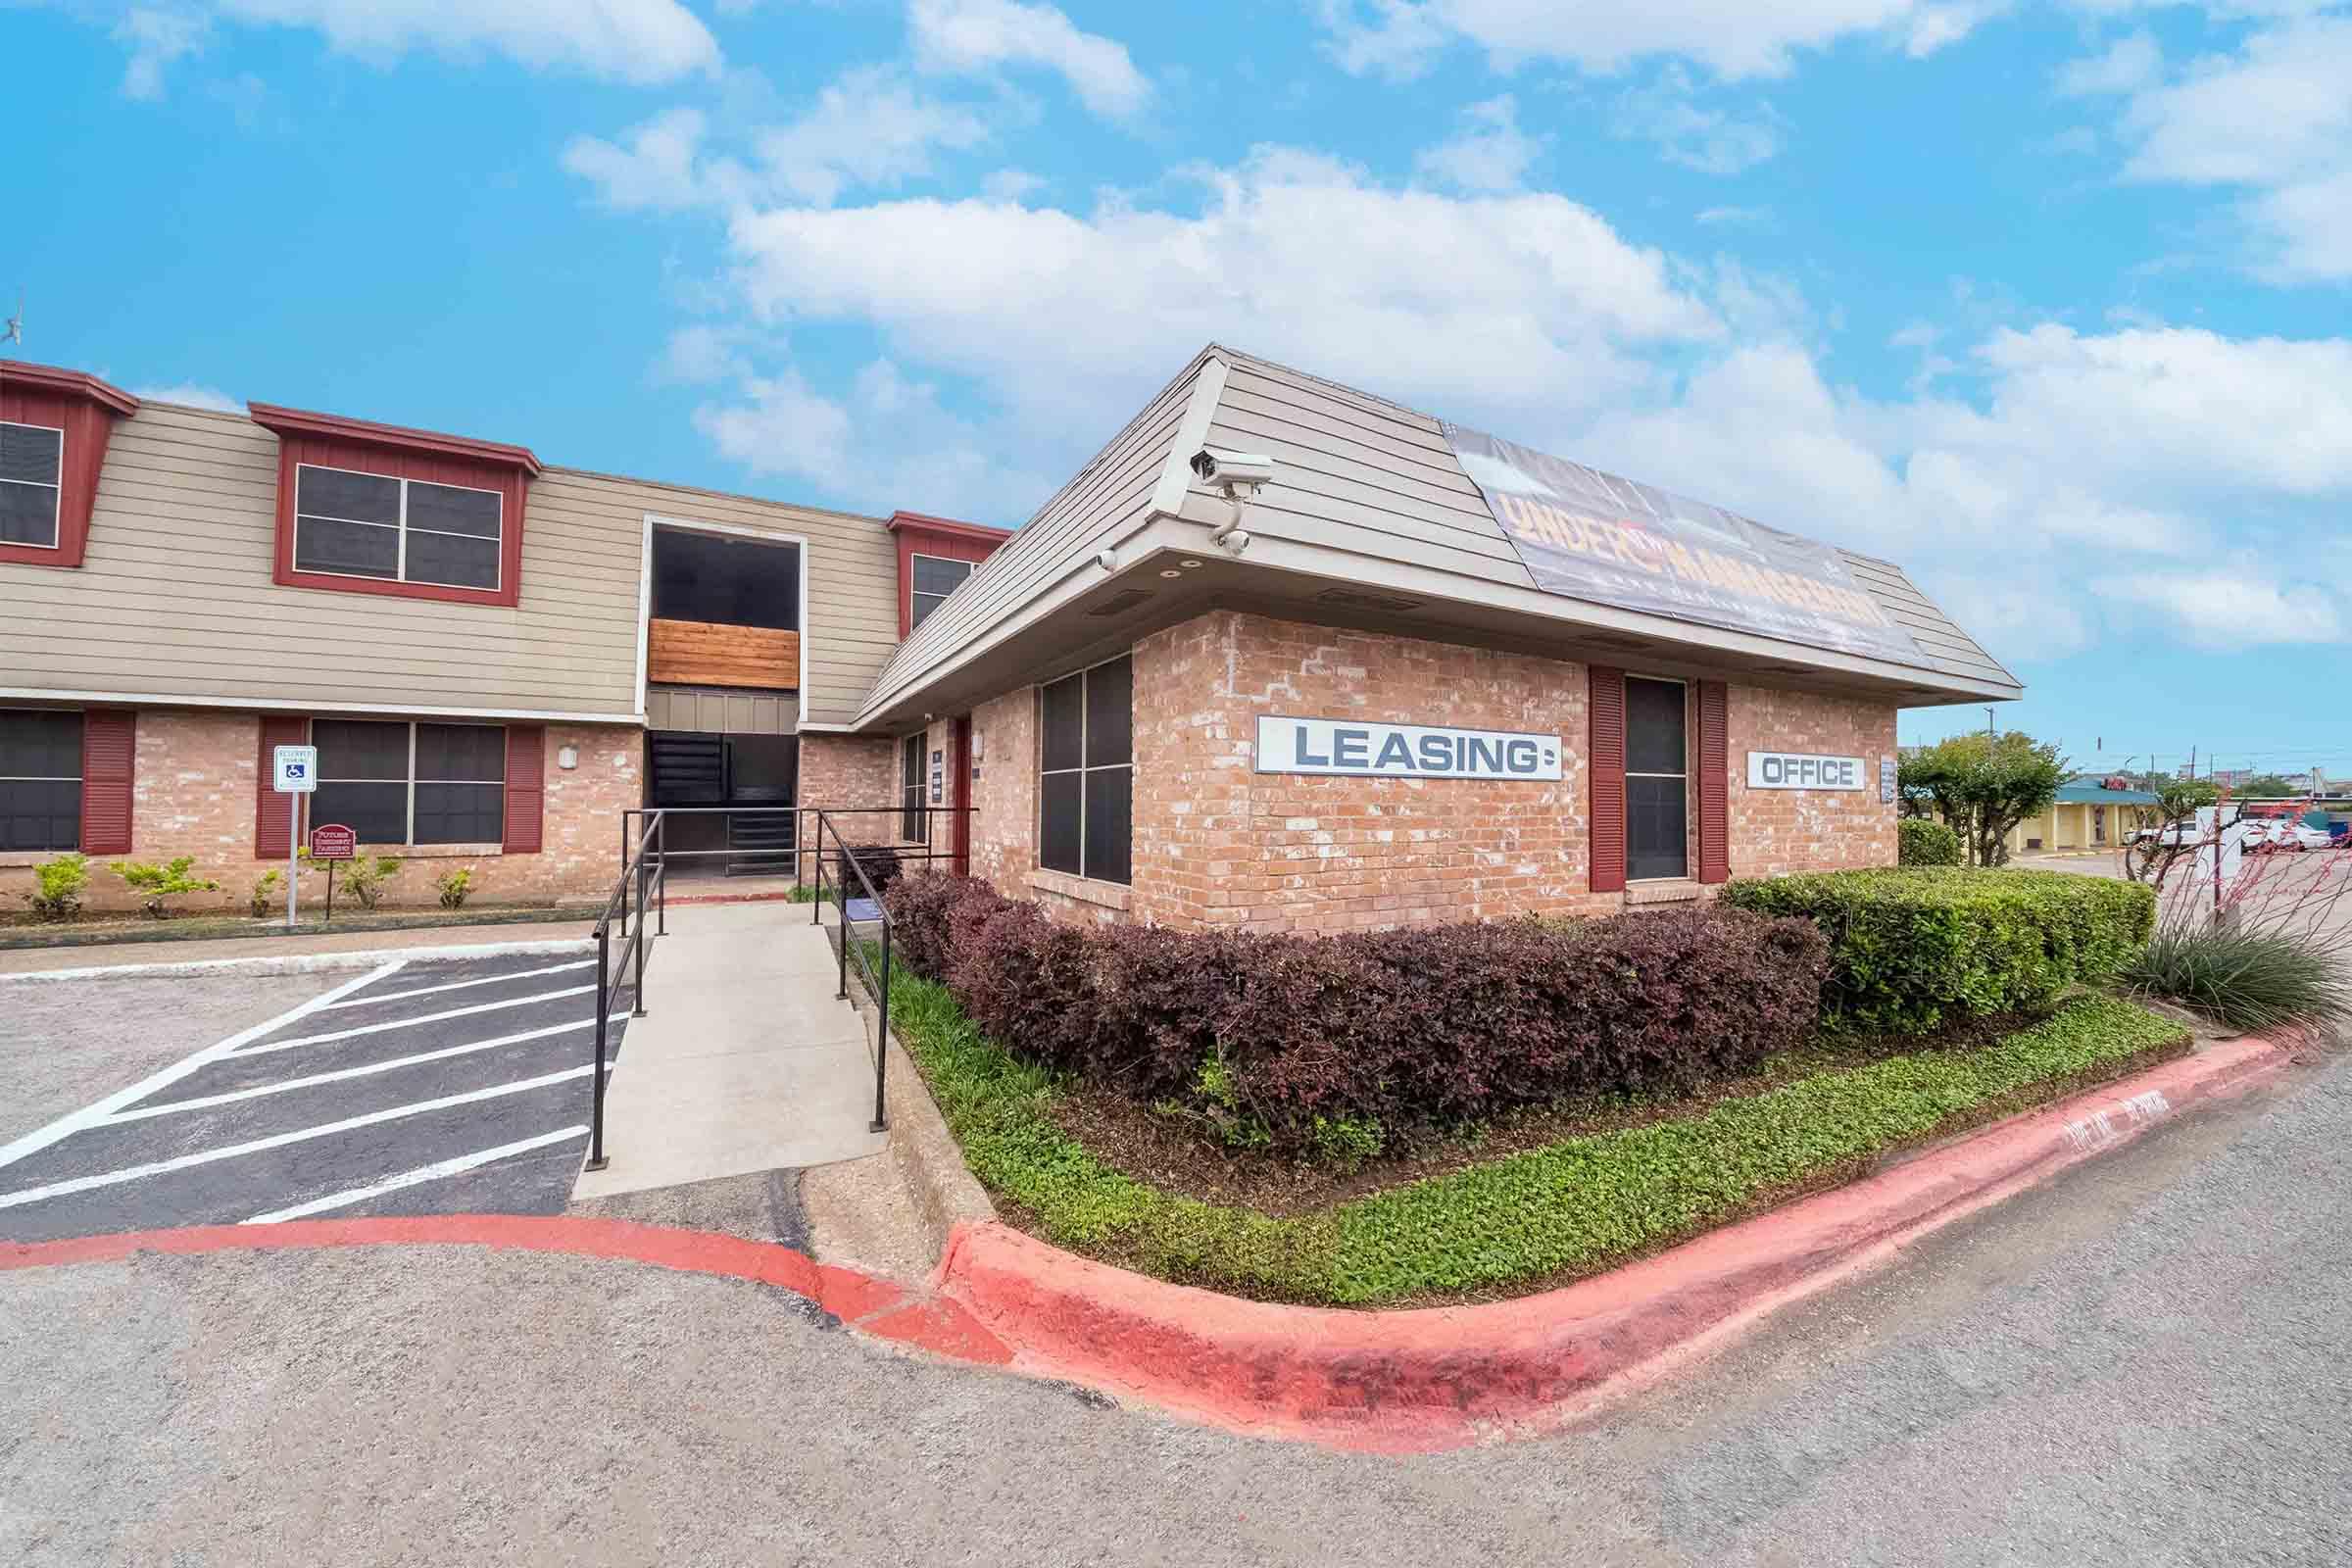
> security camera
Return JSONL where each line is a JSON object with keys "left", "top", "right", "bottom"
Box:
{"left": 1218, "top": 529, "right": 1252, "bottom": 555}
{"left": 1094, "top": 548, "right": 1118, "bottom": 572}
{"left": 1190, "top": 448, "right": 1275, "bottom": 490}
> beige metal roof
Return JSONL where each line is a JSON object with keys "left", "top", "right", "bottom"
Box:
{"left": 855, "top": 344, "right": 2019, "bottom": 729}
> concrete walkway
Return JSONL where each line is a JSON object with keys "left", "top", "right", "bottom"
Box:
{"left": 570, "top": 901, "right": 884, "bottom": 1200}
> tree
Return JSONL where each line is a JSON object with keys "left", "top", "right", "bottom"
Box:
{"left": 2238, "top": 773, "right": 2298, "bottom": 798}
{"left": 1897, "top": 732, "right": 2069, "bottom": 867}
{"left": 2124, "top": 776, "right": 2220, "bottom": 885}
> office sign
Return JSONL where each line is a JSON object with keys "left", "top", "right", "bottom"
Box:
{"left": 1443, "top": 423, "right": 1923, "bottom": 663}
{"left": 308, "top": 824, "right": 357, "bottom": 860}
{"left": 1747, "top": 752, "right": 1867, "bottom": 791}
{"left": 272, "top": 744, "right": 318, "bottom": 794}
{"left": 1255, "top": 716, "right": 1562, "bottom": 780}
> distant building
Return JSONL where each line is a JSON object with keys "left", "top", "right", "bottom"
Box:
{"left": 2008, "top": 775, "right": 2162, "bottom": 856}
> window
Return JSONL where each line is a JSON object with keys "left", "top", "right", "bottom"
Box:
{"left": 312, "top": 720, "right": 505, "bottom": 846}
{"left": 0, "top": 422, "right": 64, "bottom": 551}
{"left": 1038, "top": 655, "right": 1132, "bottom": 885}
{"left": 0, "top": 710, "right": 81, "bottom": 852}
{"left": 293, "top": 464, "right": 503, "bottom": 592}
{"left": 902, "top": 732, "right": 928, "bottom": 844}
{"left": 1625, "top": 676, "right": 1688, "bottom": 881}
{"left": 652, "top": 528, "right": 801, "bottom": 630}
{"left": 909, "top": 555, "right": 975, "bottom": 630}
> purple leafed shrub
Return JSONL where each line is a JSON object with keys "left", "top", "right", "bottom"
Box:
{"left": 881, "top": 876, "right": 1830, "bottom": 1153}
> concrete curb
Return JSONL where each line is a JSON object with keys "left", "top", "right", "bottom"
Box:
{"left": 882, "top": 1032, "right": 999, "bottom": 1260}
{"left": 933, "top": 1033, "right": 2303, "bottom": 1453}
{"left": 0, "top": 936, "right": 595, "bottom": 984}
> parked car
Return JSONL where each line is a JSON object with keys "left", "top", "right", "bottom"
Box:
{"left": 2269, "top": 821, "right": 2335, "bottom": 852}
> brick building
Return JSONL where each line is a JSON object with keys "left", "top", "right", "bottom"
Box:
{"left": 3, "top": 344, "right": 2017, "bottom": 928}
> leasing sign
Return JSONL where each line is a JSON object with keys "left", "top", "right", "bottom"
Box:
{"left": 1443, "top": 424, "right": 1923, "bottom": 663}
{"left": 1255, "top": 716, "right": 1563, "bottom": 780}
{"left": 1747, "top": 752, "right": 1868, "bottom": 791}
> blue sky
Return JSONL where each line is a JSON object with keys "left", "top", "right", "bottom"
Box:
{"left": 9, "top": 0, "right": 2349, "bottom": 778}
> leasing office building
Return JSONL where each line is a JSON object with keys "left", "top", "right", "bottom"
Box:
{"left": 1, "top": 347, "right": 2017, "bottom": 926}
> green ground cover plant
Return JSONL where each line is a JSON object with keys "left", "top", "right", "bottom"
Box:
{"left": 885, "top": 960, "right": 2187, "bottom": 1306}
{"left": 1721, "top": 866, "right": 2154, "bottom": 1032}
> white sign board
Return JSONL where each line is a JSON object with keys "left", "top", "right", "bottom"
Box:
{"left": 2191, "top": 805, "right": 2247, "bottom": 886}
{"left": 1253, "top": 715, "right": 1562, "bottom": 780}
{"left": 272, "top": 744, "right": 319, "bottom": 794}
{"left": 1746, "top": 752, "right": 1867, "bottom": 791}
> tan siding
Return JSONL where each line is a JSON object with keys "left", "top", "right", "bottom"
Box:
{"left": 0, "top": 402, "right": 907, "bottom": 722}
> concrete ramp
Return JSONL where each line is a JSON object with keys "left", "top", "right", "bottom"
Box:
{"left": 571, "top": 901, "right": 884, "bottom": 1200}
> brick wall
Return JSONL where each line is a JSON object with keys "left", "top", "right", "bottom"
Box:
{"left": 1725, "top": 684, "right": 1898, "bottom": 876}
{"left": 0, "top": 709, "right": 640, "bottom": 915}
{"left": 796, "top": 732, "right": 905, "bottom": 877}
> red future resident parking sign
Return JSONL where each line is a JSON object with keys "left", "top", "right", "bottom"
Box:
{"left": 309, "top": 824, "right": 358, "bottom": 860}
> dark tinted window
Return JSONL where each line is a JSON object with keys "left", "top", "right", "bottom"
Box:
{"left": 652, "top": 529, "right": 801, "bottom": 631}
{"left": 902, "top": 733, "right": 928, "bottom": 844}
{"left": 296, "top": 466, "right": 399, "bottom": 524}
{"left": 1040, "top": 673, "right": 1084, "bottom": 772}
{"left": 416, "top": 724, "right": 504, "bottom": 782}
{"left": 0, "top": 710, "right": 82, "bottom": 852}
{"left": 1039, "top": 772, "right": 1083, "bottom": 875}
{"left": 1084, "top": 655, "right": 1132, "bottom": 768}
{"left": 406, "top": 482, "right": 502, "bottom": 539}
{"left": 0, "top": 423, "right": 61, "bottom": 549}
{"left": 1625, "top": 678, "right": 1687, "bottom": 775}
{"left": 912, "top": 556, "right": 972, "bottom": 595}
{"left": 1082, "top": 768, "right": 1132, "bottom": 884}
{"left": 415, "top": 783, "right": 503, "bottom": 845}
{"left": 292, "top": 516, "right": 400, "bottom": 579}
{"left": 312, "top": 783, "right": 407, "bottom": 845}
{"left": 1627, "top": 775, "right": 1689, "bottom": 881}
{"left": 310, "top": 720, "right": 508, "bottom": 846}
{"left": 316, "top": 721, "right": 408, "bottom": 780}
{"left": 0, "top": 481, "right": 57, "bottom": 546}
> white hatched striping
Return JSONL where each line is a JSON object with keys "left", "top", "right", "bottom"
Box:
{"left": 323, "top": 959, "right": 596, "bottom": 1009}
{"left": 241, "top": 1127, "right": 588, "bottom": 1224}
{"left": 102, "top": 1019, "right": 596, "bottom": 1124}
{"left": 232, "top": 985, "right": 599, "bottom": 1057}
{"left": 0, "top": 1063, "right": 608, "bottom": 1212}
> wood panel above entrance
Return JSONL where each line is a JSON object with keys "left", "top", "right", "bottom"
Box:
{"left": 648, "top": 619, "right": 803, "bottom": 691}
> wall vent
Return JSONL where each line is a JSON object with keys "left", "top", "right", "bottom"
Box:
{"left": 1087, "top": 588, "right": 1155, "bottom": 616}
{"left": 1315, "top": 587, "right": 1426, "bottom": 613}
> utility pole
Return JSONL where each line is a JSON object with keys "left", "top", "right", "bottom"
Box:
{"left": 1984, "top": 707, "right": 1996, "bottom": 746}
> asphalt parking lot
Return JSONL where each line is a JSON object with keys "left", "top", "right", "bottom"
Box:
{"left": 0, "top": 950, "right": 624, "bottom": 1245}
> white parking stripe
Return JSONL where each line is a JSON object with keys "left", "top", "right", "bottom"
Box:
{"left": 0, "top": 1063, "right": 605, "bottom": 1212}
{"left": 101, "top": 1019, "right": 597, "bottom": 1124}
{"left": 230, "top": 985, "right": 600, "bottom": 1057}
{"left": 0, "top": 960, "right": 407, "bottom": 1176}
{"left": 323, "top": 959, "right": 596, "bottom": 1009}
{"left": 240, "top": 1127, "right": 589, "bottom": 1224}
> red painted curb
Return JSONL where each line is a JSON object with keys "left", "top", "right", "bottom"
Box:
{"left": 937, "top": 1034, "right": 2302, "bottom": 1453}
{"left": 0, "top": 1214, "right": 1016, "bottom": 1367}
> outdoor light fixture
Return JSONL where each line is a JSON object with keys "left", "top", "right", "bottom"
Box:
{"left": 1180, "top": 559, "right": 1204, "bottom": 568}
{"left": 557, "top": 745, "right": 579, "bottom": 770}
{"left": 1160, "top": 568, "right": 1184, "bottom": 578}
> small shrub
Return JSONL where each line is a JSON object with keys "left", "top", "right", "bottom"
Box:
{"left": 435, "top": 867, "right": 474, "bottom": 909}
{"left": 1721, "top": 866, "right": 2155, "bottom": 1032}
{"left": 1309, "top": 1114, "right": 1384, "bottom": 1171}
{"left": 2123, "top": 924, "right": 2350, "bottom": 1033}
{"left": 113, "top": 857, "right": 220, "bottom": 918}
{"left": 883, "top": 873, "right": 1008, "bottom": 978}
{"left": 1898, "top": 818, "right": 1963, "bottom": 866}
{"left": 24, "top": 853, "right": 90, "bottom": 922}
{"left": 338, "top": 856, "right": 404, "bottom": 911}
{"left": 247, "top": 868, "right": 281, "bottom": 919}
{"left": 833, "top": 843, "right": 905, "bottom": 897}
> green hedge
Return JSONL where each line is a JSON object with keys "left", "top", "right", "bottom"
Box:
{"left": 1897, "top": 818, "right": 1963, "bottom": 866}
{"left": 888, "top": 960, "right": 2186, "bottom": 1306}
{"left": 1719, "top": 866, "right": 2155, "bottom": 1032}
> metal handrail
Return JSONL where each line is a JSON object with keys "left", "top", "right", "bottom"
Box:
{"left": 586, "top": 810, "right": 665, "bottom": 1172}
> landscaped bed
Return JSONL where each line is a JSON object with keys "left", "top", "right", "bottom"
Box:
{"left": 876, "top": 867, "right": 2184, "bottom": 1308}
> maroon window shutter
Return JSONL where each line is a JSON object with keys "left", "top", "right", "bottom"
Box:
{"left": 504, "top": 726, "right": 545, "bottom": 854}
{"left": 1697, "top": 680, "right": 1730, "bottom": 884}
{"left": 1589, "top": 666, "right": 1627, "bottom": 894}
{"left": 79, "top": 710, "right": 136, "bottom": 856}
{"left": 255, "top": 716, "right": 308, "bottom": 859}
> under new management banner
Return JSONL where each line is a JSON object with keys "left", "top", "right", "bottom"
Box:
{"left": 1444, "top": 424, "right": 1924, "bottom": 663}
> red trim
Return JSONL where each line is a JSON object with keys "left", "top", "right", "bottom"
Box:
{"left": 248, "top": 402, "right": 541, "bottom": 475}
{"left": 883, "top": 510, "right": 1012, "bottom": 545}
{"left": 0, "top": 364, "right": 137, "bottom": 569}
{"left": 255, "top": 716, "right": 307, "bottom": 859}
{"left": 1589, "top": 666, "right": 1627, "bottom": 894}
{"left": 894, "top": 524, "right": 1004, "bottom": 638}
{"left": 0, "top": 361, "right": 138, "bottom": 416}
{"left": 952, "top": 715, "right": 972, "bottom": 876}
{"left": 267, "top": 432, "right": 529, "bottom": 609}
{"left": 503, "top": 726, "right": 545, "bottom": 854}
{"left": 1697, "top": 680, "right": 1729, "bottom": 884}
{"left": 79, "top": 710, "right": 135, "bottom": 857}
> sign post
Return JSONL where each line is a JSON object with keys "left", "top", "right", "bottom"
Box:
{"left": 272, "top": 745, "right": 318, "bottom": 929}
{"left": 309, "top": 824, "right": 357, "bottom": 923}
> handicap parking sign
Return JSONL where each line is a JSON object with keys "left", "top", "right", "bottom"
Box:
{"left": 273, "top": 744, "right": 318, "bottom": 793}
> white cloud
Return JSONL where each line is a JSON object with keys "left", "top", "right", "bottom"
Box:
{"left": 217, "top": 0, "right": 720, "bottom": 84}
{"left": 1313, "top": 0, "right": 1997, "bottom": 81}
{"left": 755, "top": 66, "right": 992, "bottom": 205}
{"left": 2095, "top": 572, "right": 2346, "bottom": 647}
{"left": 113, "top": 7, "right": 208, "bottom": 99}
{"left": 1611, "top": 70, "right": 1785, "bottom": 173}
{"left": 655, "top": 323, "right": 748, "bottom": 384}
{"left": 906, "top": 0, "right": 1149, "bottom": 118}
{"left": 564, "top": 108, "right": 714, "bottom": 212}
{"left": 1695, "top": 204, "right": 1770, "bottom": 225}
{"left": 1413, "top": 95, "right": 1544, "bottom": 192}
{"left": 2055, "top": 29, "right": 2159, "bottom": 96}
{"left": 2099, "top": 13, "right": 2352, "bottom": 279}
{"left": 127, "top": 381, "right": 241, "bottom": 412}
{"left": 979, "top": 168, "right": 1046, "bottom": 202}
